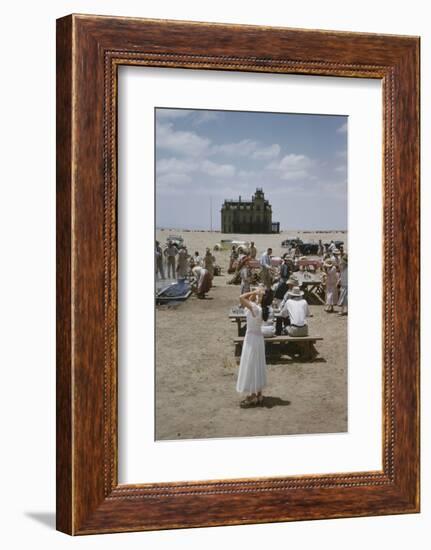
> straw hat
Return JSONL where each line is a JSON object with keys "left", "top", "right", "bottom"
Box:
{"left": 286, "top": 277, "right": 298, "bottom": 286}
{"left": 324, "top": 260, "right": 334, "bottom": 268}
{"left": 287, "top": 286, "right": 304, "bottom": 297}
{"left": 333, "top": 249, "right": 341, "bottom": 255}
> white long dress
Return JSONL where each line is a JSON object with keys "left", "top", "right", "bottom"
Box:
{"left": 236, "top": 302, "right": 267, "bottom": 394}
{"left": 325, "top": 266, "right": 339, "bottom": 305}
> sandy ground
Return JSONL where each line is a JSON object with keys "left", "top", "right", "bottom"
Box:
{"left": 155, "top": 229, "right": 347, "bottom": 440}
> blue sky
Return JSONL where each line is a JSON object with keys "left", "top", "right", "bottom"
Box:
{"left": 155, "top": 108, "right": 347, "bottom": 231}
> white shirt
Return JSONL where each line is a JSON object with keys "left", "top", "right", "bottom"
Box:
{"left": 260, "top": 253, "right": 271, "bottom": 267}
{"left": 281, "top": 298, "right": 310, "bottom": 326}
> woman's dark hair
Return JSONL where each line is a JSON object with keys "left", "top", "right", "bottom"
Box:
{"left": 261, "top": 288, "right": 274, "bottom": 322}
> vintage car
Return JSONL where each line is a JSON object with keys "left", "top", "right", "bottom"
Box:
{"left": 166, "top": 234, "right": 184, "bottom": 247}
{"left": 296, "top": 242, "right": 317, "bottom": 255}
{"left": 281, "top": 238, "right": 302, "bottom": 248}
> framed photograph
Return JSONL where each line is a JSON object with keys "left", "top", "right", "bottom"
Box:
{"left": 56, "top": 14, "right": 420, "bottom": 534}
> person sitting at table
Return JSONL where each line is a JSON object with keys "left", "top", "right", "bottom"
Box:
{"left": 275, "top": 277, "right": 298, "bottom": 334}
{"left": 280, "top": 286, "right": 311, "bottom": 337}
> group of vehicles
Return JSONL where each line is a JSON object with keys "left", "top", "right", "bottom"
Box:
{"left": 281, "top": 238, "right": 344, "bottom": 256}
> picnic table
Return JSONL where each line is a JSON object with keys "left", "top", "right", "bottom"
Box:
{"left": 228, "top": 308, "right": 250, "bottom": 336}
{"left": 291, "top": 271, "right": 325, "bottom": 304}
{"left": 228, "top": 307, "right": 323, "bottom": 360}
{"left": 233, "top": 335, "right": 323, "bottom": 361}
{"left": 229, "top": 307, "right": 283, "bottom": 336}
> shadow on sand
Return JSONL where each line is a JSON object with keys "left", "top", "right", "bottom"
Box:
{"left": 267, "top": 356, "right": 327, "bottom": 365}
{"left": 260, "top": 396, "right": 291, "bottom": 408}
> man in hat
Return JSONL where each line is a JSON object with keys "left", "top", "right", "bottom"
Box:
{"left": 275, "top": 277, "right": 298, "bottom": 334}
{"left": 328, "top": 240, "right": 336, "bottom": 254}
{"left": 155, "top": 240, "right": 165, "bottom": 280}
{"left": 164, "top": 240, "right": 178, "bottom": 279}
{"left": 176, "top": 246, "right": 189, "bottom": 278}
{"left": 280, "top": 286, "right": 311, "bottom": 337}
{"left": 260, "top": 247, "right": 273, "bottom": 288}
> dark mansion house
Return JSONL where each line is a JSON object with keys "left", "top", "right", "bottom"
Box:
{"left": 221, "top": 188, "right": 280, "bottom": 234}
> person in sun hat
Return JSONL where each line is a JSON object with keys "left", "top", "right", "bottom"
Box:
{"left": 259, "top": 247, "right": 273, "bottom": 288}
{"left": 323, "top": 258, "right": 339, "bottom": 312}
{"left": 280, "top": 286, "right": 311, "bottom": 337}
{"left": 164, "top": 240, "right": 178, "bottom": 279}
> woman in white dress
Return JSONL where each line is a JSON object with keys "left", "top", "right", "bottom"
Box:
{"left": 236, "top": 288, "right": 273, "bottom": 408}
{"left": 323, "top": 259, "right": 339, "bottom": 313}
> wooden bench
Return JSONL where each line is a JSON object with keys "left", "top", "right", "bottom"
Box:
{"left": 233, "top": 335, "right": 323, "bottom": 361}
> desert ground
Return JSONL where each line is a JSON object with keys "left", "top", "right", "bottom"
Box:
{"left": 155, "top": 229, "right": 347, "bottom": 440}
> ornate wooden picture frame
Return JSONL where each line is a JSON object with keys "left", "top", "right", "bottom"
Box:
{"left": 56, "top": 14, "right": 420, "bottom": 535}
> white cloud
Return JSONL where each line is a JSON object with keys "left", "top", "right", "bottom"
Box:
{"left": 211, "top": 139, "right": 280, "bottom": 161}
{"left": 192, "top": 111, "right": 220, "bottom": 126}
{"left": 268, "top": 153, "right": 314, "bottom": 181}
{"left": 335, "top": 164, "right": 347, "bottom": 173}
{"left": 336, "top": 122, "right": 348, "bottom": 134}
{"left": 157, "top": 172, "right": 192, "bottom": 186}
{"left": 201, "top": 160, "right": 236, "bottom": 178}
{"left": 157, "top": 157, "right": 197, "bottom": 175}
{"left": 212, "top": 139, "right": 258, "bottom": 157}
{"left": 156, "top": 122, "right": 211, "bottom": 157}
{"left": 321, "top": 180, "right": 347, "bottom": 200}
{"left": 251, "top": 143, "right": 281, "bottom": 160}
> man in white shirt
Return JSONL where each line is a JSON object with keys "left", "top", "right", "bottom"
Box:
{"left": 280, "top": 286, "right": 310, "bottom": 336}
{"left": 164, "top": 240, "right": 178, "bottom": 279}
{"left": 260, "top": 247, "right": 273, "bottom": 288}
{"left": 328, "top": 240, "right": 336, "bottom": 254}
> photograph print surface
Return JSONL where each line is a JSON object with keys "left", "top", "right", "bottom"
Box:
{"left": 154, "top": 107, "right": 348, "bottom": 440}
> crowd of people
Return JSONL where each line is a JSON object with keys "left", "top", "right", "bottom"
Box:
{"left": 156, "top": 235, "right": 348, "bottom": 409}
{"left": 155, "top": 239, "right": 217, "bottom": 299}
{"left": 227, "top": 240, "right": 348, "bottom": 317}
{"left": 156, "top": 237, "right": 348, "bottom": 313}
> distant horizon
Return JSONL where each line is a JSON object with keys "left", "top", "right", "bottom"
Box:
{"left": 155, "top": 227, "right": 348, "bottom": 233}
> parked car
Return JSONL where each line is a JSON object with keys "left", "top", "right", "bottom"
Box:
{"left": 281, "top": 238, "right": 302, "bottom": 248}
{"left": 298, "top": 242, "right": 319, "bottom": 255}
{"left": 166, "top": 235, "right": 184, "bottom": 247}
